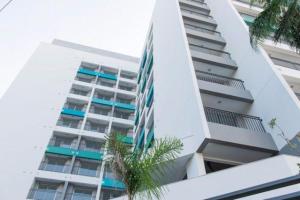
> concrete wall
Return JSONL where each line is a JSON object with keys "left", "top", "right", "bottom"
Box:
{"left": 151, "top": 0, "right": 210, "bottom": 156}
{"left": 0, "top": 42, "right": 138, "bottom": 199}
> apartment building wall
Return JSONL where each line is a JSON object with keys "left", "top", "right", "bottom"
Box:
{"left": 0, "top": 40, "right": 138, "bottom": 199}
{"left": 151, "top": 0, "right": 210, "bottom": 156}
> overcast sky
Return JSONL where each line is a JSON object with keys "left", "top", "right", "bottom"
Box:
{"left": 0, "top": 0, "right": 155, "bottom": 98}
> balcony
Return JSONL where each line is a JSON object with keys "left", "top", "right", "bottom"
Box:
{"left": 145, "top": 128, "right": 154, "bottom": 150}
{"left": 113, "top": 109, "right": 135, "bottom": 120}
{"left": 98, "top": 72, "right": 117, "bottom": 81}
{"left": 190, "top": 48, "right": 238, "bottom": 70}
{"left": 120, "top": 71, "right": 137, "bottom": 80}
{"left": 27, "top": 182, "right": 63, "bottom": 200}
{"left": 78, "top": 138, "right": 105, "bottom": 153}
{"left": 49, "top": 135, "right": 78, "bottom": 149}
{"left": 70, "top": 85, "right": 91, "bottom": 97}
{"left": 197, "top": 71, "right": 245, "bottom": 89}
{"left": 93, "top": 91, "right": 114, "bottom": 101}
{"left": 100, "top": 188, "right": 125, "bottom": 200}
{"left": 189, "top": 44, "right": 231, "bottom": 59}
{"left": 75, "top": 71, "right": 96, "bottom": 84}
{"left": 92, "top": 98, "right": 114, "bottom": 107}
{"left": 183, "top": 18, "right": 217, "bottom": 33}
{"left": 196, "top": 71, "right": 253, "bottom": 103}
{"left": 84, "top": 119, "right": 108, "bottom": 134}
{"left": 181, "top": 7, "right": 212, "bottom": 19}
{"left": 270, "top": 56, "right": 300, "bottom": 71}
{"left": 28, "top": 189, "right": 62, "bottom": 200}
{"left": 205, "top": 107, "right": 265, "bottom": 132}
{"left": 199, "top": 107, "right": 278, "bottom": 163}
{"left": 118, "top": 82, "right": 136, "bottom": 92}
{"left": 39, "top": 155, "right": 71, "bottom": 173}
{"left": 185, "top": 26, "right": 223, "bottom": 47}
{"left": 135, "top": 128, "right": 145, "bottom": 150}
{"left": 146, "top": 84, "right": 154, "bottom": 107}
{"left": 102, "top": 167, "right": 125, "bottom": 190}
{"left": 89, "top": 104, "right": 112, "bottom": 116}
{"left": 111, "top": 126, "right": 134, "bottom": 144}
{"left": 96, "top": 78, "right": 116, "bottom": 88}
{"left": 64, "top": 186, "right": 96, "bottom": 200}
{"left": 61, "top": 108, "right": 85, "bottom": 118}
{"left": 56, "top": 116, "right": 82, "bottom": 129}
{"left": 72, "top": 159, "right": 101, "bottom": 177}
{"left": 115, "top": 97, "right": 136, "bottom": 111}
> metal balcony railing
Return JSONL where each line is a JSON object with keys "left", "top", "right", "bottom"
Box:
{"left": 180, "top": 8, "right": 212, "bottom": 19}
{"left": 72, "top": 165, "right": 100, "bottom": 177}
{"left": 27, "top": 189, "right": 62, "bottom": 200}
{"left": 184, "top": 23, "right": 221, "bottom": 36}
{"left": 197, "top": 71, "right": 245, "bottom": 90}
{"left": 70, "top": 89, "right": 90, "bottom": 97}
{"left": 186, "top": 0, "right": 207, "bottom": 6}
{"left": 119, "top": 85, "right": 136, "bottom": 92}
{"left": 57, "top": 120, "right": 82, "bottom": 129}
{"left": 48, "top": 138, "right": 77, "bottom": 149}
{"left": 64, "top": 193, "right": 96, "bottom": 200}
{"left": 189, "top": 43, "right": 231, "bottom": 59}
{"left": 270, "top": 57, "right": 300, "bottom": 71}
{"left": 204, "top": 107, "right": 266, "bottom": 133}
{"left": 113, "top": 112, "right": 134, "bottom": 120}
{"left": 84, "top": 124, "right": 108, "bottom": 134}
{"left": 39, "top": 162, "right": 71, "bottom": 173}
{"left": 235, "top": 0, "right": 264, "bottom": 8}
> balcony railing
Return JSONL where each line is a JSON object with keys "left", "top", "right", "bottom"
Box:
{"left": 184, "top": 23, "right": 221, "bottom": 36}
{"left": 181, "top": 8, "right": 213, "bottom": 19}
{"left": 64, "top": 192, "right": 96, "bottom": 200}
{"left": 57, "top": 120, "right": 82, "bottom": 129}
{"left": 113, "top": 112, "right": 134, "bottom": 120}
{"left": 204, "top": 107, "right": 266, "bottom": 133}
{"left": 39, "top": 162, "right": 70, "bottom": 173}
{"left": 84, "top": 124, "right": 108, "bottom": 134}
{"left": 271, "top": 57, "right": 300, "bottom": 71}
{"left": 189, "top": 43, "right": 231, "bottom": 59}
{"left": 186, "top": 0, "right": 207, "bottom": 6}
{"left": 197, "top": 71, "right": 245, "bottom": 90}
{"left": 72, "top": 165, "right": 100, "bottom": 177}
{"left": 119, "top": 85, "right": 136, "bottom": 92}
{"left": 48, "top": 138, "right": 77, "bottom": 149}
{"left": 27, "top": 189, "right": 62, "bottom": 200}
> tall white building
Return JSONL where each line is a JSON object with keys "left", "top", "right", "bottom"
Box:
{"left": 129, "top": 0, "right": 300, "bottom": 199}
{"left": 0, "top": 39, "right": 139, "bottom": 200}
{"left": 2, "top": 0, "right": 300, "bottom": 199}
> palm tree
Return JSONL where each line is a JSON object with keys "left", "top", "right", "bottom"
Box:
{"left": 249, "top": 0, "right": 300, "bottom": 52}
{"left": 106, "top": 132, "right": 183, "bottom": 200}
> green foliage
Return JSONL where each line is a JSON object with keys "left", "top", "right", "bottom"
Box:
{"left": 269, "top": 118, "right": 277, "bottom": 129}
{"left": 106, "top": 132, "right": 183, "bottom": 200}
{"left": 249, "top": 0, "right": 300, "bottom": 52}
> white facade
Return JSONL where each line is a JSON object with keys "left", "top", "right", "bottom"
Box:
{"left": 0, "top": 39, "right": 139, "bottom": 200}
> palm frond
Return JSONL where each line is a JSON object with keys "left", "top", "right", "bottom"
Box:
{"left": 106, "top": 133, "right": 183, "bottom": 200}
{"left": 249, "top": 0, "right": 300, "bottom": 52}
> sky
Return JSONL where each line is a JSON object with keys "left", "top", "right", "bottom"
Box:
{"left": 0, "top": 0, "right": 155, "bottom": 98}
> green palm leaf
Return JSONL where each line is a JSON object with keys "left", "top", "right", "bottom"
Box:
{"left": 106, "top": 132, "right": 183, "bottom": 200}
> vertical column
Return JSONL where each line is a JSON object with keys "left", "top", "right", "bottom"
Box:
{"left": 60, "top": 181, "right": 69, "bottom": 200}
{"left": 186, "top": 153, "right": 206, "bottom": 179}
